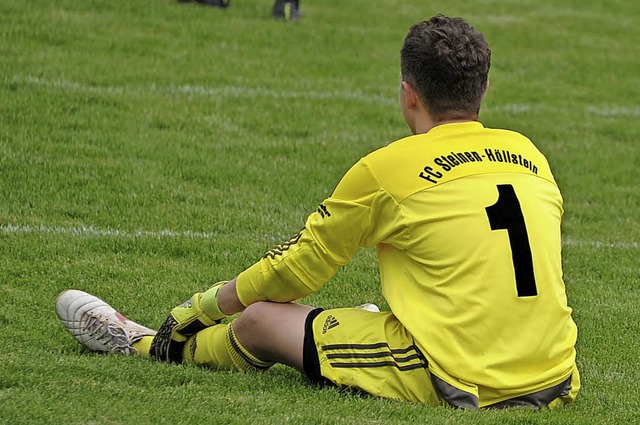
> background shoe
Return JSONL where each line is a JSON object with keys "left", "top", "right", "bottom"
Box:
{"left": 272, "top": 0, "right": 300, "bottom": 21}
{"left": 56, "top": 289, "right": 156, "bottom": 355}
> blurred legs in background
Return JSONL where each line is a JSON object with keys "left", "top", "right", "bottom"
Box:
{"left": 272, "top": 0, "right": 300, "bottom": 20}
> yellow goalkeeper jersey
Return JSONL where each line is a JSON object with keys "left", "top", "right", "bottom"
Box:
{"left": 236, "top": 121, "right": 578, "bottom": 402}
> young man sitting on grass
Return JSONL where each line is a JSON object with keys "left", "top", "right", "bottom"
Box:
{"left": 57, "top": 14, "right": 580, "bottom": 410}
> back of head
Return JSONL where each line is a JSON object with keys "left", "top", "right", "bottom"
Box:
{"left": 401, "top": 15, "right": 491, "bottom": 121}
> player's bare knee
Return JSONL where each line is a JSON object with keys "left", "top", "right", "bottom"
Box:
{"left": 233, "top": 301, "right": 274, "bottom": 341}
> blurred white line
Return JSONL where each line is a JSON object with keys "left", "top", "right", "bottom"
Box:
{"left": 8, "top": 75, "right": 640, "bottom": 117}
{"left": 1, "top": 223, "right": 637, "bottom": 249}
{"left": 562, "top": 238, "right": 639, "bottom": 249}
{"left": 0, "top": 224, "right": 217, "bottom": 239}
{"left": 585, "top": 106, "right": 640, "bottom": 117}
{"left": 11, "top": 75, "right": 396, "bottom": 106}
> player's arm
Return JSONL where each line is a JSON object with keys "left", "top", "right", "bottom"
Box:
{"left": 233, "top": 158, "right": 382, "bottom": 306}
{"left": 150, "top": 159, "right": 381, "bottom": 361}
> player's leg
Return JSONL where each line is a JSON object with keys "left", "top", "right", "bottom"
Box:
{"left": 272, "top": 0, "right": 285, "bottom": 18}
{"left": 231, "top": 301, "right": 314, "bottom": 370}
{"left": 56, "top": 289, "right": 313, "bottom": 372}
{"left": 272, "top": 0, "right": 300, "bottom": 20}
{"left": 179, "top": 301, "right": 313, "bottom": 371}
{"left": 58, "top": 288, "right": 434, "bottom": 400}
{"left": 303, "top": 307, "right": 442, "bottom": 405}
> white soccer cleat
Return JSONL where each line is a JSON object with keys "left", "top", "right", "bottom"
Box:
{"left": 56, "top": 289, "right": 156, "bottom": 355}
{"left": 357, "top": 303, "right": 380, "bottom": 312}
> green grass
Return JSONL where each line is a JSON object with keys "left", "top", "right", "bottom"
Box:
{"left": 1, "top": 0, "right": 639, "bottom": 423}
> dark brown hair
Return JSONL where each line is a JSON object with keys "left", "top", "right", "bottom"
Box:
{"left": 400, "top": 15, "right": 491, "bottom": 119}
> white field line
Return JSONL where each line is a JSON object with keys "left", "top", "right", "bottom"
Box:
{"left": 562, "top": 238, "right": 638, "bottom": 250}
{"left": 1, "top": 223, "right": 637, "bottom": 249}
{"left": 9, "top": 75, "right": 640, "bottom": 117}
{"left": 11, "top": 75, "right": 396, "bottom": 106}
{"left": 0, "top": 223, "right": 217, "bottom": 240}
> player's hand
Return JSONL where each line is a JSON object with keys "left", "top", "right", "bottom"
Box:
{"left": 151, "top": 282, "right": 227, "bottom": 362}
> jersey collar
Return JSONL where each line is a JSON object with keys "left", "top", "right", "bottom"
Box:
{"left": 425, "top": 121, "right": 485, "bottom": 137}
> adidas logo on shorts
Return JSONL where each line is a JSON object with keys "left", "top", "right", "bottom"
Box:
{"left": 322, "top": 315, "right": 340, "bottom": 334}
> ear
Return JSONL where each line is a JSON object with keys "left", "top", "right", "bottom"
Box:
{"left": 401, "top": 80, "right": 419, "bottom": 109}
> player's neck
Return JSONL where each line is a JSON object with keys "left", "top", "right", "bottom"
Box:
{"left": 414, "top": 114, "right": 478, "bottom": 135}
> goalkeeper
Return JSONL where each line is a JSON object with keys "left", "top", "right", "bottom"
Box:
{"left": 57, "top": 15, "right": 580, "bottom": 409}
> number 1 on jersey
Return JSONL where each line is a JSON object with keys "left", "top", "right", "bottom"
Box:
{"left": 485, "top": 184, "right": 538, "bottom": 297}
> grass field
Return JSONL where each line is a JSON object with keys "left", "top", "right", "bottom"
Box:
{"left": 1, "top": 0, "right": 639, "bottom": 423}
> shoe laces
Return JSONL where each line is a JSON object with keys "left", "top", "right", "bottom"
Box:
{"left": 85, "top": 314, "right": 136, "bottom": 355}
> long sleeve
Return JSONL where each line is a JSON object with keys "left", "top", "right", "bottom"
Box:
{"left": 235, "top": 159, "right": 383, "bottom": 306}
